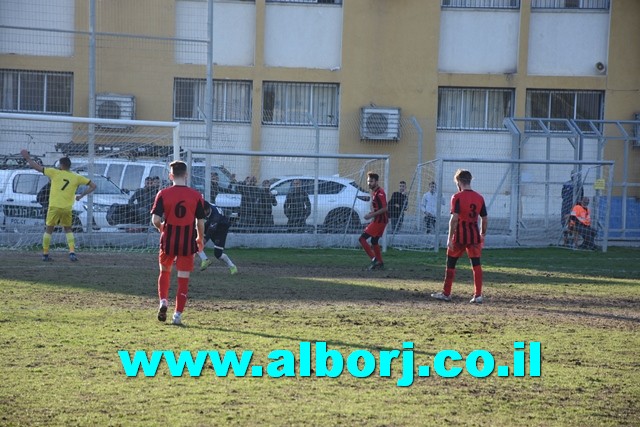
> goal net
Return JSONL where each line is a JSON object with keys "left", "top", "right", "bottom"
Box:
{"left": 0, "top": 113, "right": 178, "bottom": 252}
{"left": 0, "top": 113, "right": 391, "bottom": 251}
{"left": 183, "top": 148, "right": 389, "bottom": 250}
{"left": 390, "top": 158, "right": 614, "bottom": 252}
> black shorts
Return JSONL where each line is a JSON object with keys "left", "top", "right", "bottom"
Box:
{"left": 207, "top": 222, "right": 230, "bottom": 248}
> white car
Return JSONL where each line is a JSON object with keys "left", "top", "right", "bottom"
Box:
{"left": 269, "top": 176, "right": 371, "bottom": 231}
{"left": 0, "top": 169, "right": 130, "bottom": 232}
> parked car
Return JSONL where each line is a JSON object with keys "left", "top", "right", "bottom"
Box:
{"left": 0, "top": 168, "right": 130, "bottom": 232}
{"left": 69, "top": 157, "right": 240, "bottom": 217}
{"left": 269, "top": 176, "right": 371, "bottom": 232}
{"left": 68, "top": 158, "right": 171, "bottom": 193}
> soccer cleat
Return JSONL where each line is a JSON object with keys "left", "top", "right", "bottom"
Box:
{"left": 368, "top": 259, "right": 384, "bottom": 271}
{"left": 42, "top": 254, "right": 52, "bottom": 262}
{"left": 69, "top": 253, "right": 78, "bottom": 262}
{"left": 229, "top": 265, "right": 238, "bottom": 275}
{"left": 157, "top": 304, "right": 168, "bottom": 322}
{"left": 200, "top": 258, "right": 213, "bottom": 271}
{"left": 431, "top": 292, "right": 451, "bottom": 302}
{"left": 172, "top": 312, "right": 182, "bottom": 325}
{"left": 470, "top": 295, "right": 484, "bottom": 304}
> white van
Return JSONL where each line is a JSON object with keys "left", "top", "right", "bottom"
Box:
{"left": 68, "top": 157, "right": 241, "bottom": 216}
{"left": 0, "top": 168, "right": 130, "bottom": 232}
{"left": 68, "top": 158, "right": 170, "bottom": 193}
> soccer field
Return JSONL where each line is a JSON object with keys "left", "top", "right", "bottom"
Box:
{"left": 1, "top": 247, "right": 639, "bottom": 426}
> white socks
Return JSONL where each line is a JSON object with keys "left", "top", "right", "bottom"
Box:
{"left": 219, "top": 253, "right": 234, "bottom": 268}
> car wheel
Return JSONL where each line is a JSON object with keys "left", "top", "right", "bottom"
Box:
{"left": 324, "top": 209, "right": 360, "bottom": 233}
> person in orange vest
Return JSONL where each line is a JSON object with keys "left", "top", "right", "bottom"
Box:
{"left": 569, "top": 197, "right": 597, "bottom": 250}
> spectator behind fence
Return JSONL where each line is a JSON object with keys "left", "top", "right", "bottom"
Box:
{"left": 238, "top": 176, "right": 259, "bottom": 227}
{"left": 284, "top": 179, "right": 311, "bottom": 230}
{"left": 37, "top": 180, "right": 51, "bottom": 219}
{"left": 569, "top": 196, "right": 597, "bottom": 250}
{"left": 257, "top": 179, "right": 277, "bottom": 227}
{"left": 107, "top": 176, "right": 159, "bottom": 226}
{"left": 388, "top": 180, "right": 408, "bottom": 232}
{"left": 210, "top": 172, "right": 219, "bottom": 203}
{"left": 561, "top": 171, "right": 584, "bottom": 227}
{"left": 129, "top": 176, "right": 160, "bottom": 224}
{"left": 421, "top": 181, "right": 443, "bottom": 234}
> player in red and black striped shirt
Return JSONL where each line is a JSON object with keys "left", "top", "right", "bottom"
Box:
{"left": 151, "top": 161, "right": 206, "bottom": 325}
{"left": 359, "top": 172, "right": 388, "bottom": 270}
{"left": 431, "top": 169, "right": 488, "bottom": 303}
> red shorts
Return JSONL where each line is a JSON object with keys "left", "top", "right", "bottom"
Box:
{"left": 447, "top": 242, "right": 482, "bottom": 259}
{"left": 364, "top": 222, "right": 387, "bottom": 238}
{"left": 159, "top": 250, "right": 195, "bottom": 272}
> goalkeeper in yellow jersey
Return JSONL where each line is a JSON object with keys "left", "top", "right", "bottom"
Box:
{"left": 21, "top": 149, "right": 96, "bottom": 262}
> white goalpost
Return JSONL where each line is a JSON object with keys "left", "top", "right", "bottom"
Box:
{"left": 0, "top": 113, "right": 179, "bottom": 251}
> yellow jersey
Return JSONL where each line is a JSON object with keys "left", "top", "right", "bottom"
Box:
{"left": 43, "top": 168, "right": 91, "bottom": 209}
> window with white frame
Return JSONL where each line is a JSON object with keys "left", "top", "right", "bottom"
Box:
{"left": 0, "top": 69, "right": 73, "bottom": 114}
{"left": 525, "top": 89, "right": 604, "bottom": 131}
{"left": 441, "top": 0, "right": 520, "bottom": 8}
{"left": 437, "top": 87, "right": 514, "bottom": 130}
{"left": 531, "top": 0, "right": 609, "bottom": 10}
{"left": 173, "top": 78, "right": 252, "bottom": 123}
{"left": 262, "top": 82, "right": 339, "bottom": 127}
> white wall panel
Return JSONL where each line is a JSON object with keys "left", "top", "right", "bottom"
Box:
{"left": 264, "top": 4, "right": 342, "bottom": 69}
{"left": 175, "top": 1, "right": 255, "bottom": 66}
{"left": 528, "top": 11, "right": 610, "bottom": 76}
{"left": 0, "top": 0, "right": 74, "bottom": 57}
{"left": 439, "top": 10, "right": 519, "bottom": 74}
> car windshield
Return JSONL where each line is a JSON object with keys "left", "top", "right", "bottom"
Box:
{"left": 76, "top": 175, "right": 124, "bottom": 195}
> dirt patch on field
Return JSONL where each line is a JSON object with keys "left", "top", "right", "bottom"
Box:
{"left": 3, "top": 250, "right": 638, "bottom": 331}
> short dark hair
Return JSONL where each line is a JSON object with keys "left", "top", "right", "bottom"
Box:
{"left": 454, "top": 169, "right": 472, "bottom": 185}
{"left": 169, "top": 161, "right": 187, "bottom": 178}
{"left": 399, "top": 180, "right": 406, "bottom": 185}
{"left": 59, "top": 157, "right": 71, "bottom": 169}
{"left": 367, "top": 172, "right": 379, "bottom": 181}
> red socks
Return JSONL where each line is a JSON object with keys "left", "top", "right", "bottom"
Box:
{"left": 158, "top": 271, "right": 190, "bottom": 314}
{"left": 359, "top": 237, "right": 375, "bottom": 259}
{"left": 157, "top": 271, "right": 171, "bottom": 301}
{"left": 472, "top": 265, "right": 483, "bottom": 297}
{"left": 443, "top": 268, "right": 455, "bottom": 296}
{"left": 372, "top": 244, "right": 383, "bottom": 264}
{"left": 176, "top": 277, "right": 189, "bottom": 313}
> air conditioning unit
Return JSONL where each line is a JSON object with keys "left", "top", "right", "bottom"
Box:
{"left": 95, "top": 93, "right": 135, "bottom": 130}
{"left": 360, "top": 107, "right": 401, "bottom": 141}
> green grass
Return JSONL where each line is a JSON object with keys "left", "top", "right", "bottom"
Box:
{"left": 1, "top": 247, "right": 639, "bottom": 426}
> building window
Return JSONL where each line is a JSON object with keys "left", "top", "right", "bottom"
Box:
{"left": 0, "top": 69, "right": 73, "bottom": 115}
{"left": 437, "top": 87, "right": 514, "bottom": 131}
{"left": 525, "top": 89, "right": 604, "bottom": 131}
{"left": 441, "top": 0, "right": 520, "bottom": 8}
{"left": 262, "top": 82, "right": 339, "bottom": 127}
{"left": 173, "top": 78, "right": 252, "bottom": 123}
{"left": 531, "top": 0, "right": 609, "bottom": 10}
